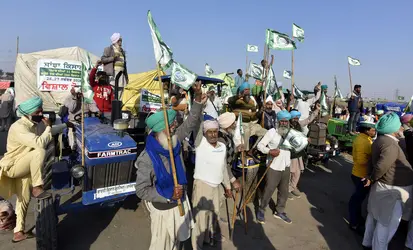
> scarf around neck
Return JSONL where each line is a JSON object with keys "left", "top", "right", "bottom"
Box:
{"left": 146, "top": 133, "right": 187, "bottom": 200}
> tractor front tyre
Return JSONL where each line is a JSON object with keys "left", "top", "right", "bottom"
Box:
{"left": 35, "top": 193, "right": 58, "bottom": 250}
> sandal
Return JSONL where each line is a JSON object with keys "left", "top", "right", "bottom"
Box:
{"left": 12, "top": 232, "right": 34, "bottom": 243}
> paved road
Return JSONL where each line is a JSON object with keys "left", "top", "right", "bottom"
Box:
{"left": 0, "top": 132, "right": 409, "bottom": 249}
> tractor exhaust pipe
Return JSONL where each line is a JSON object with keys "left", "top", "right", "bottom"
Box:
{"left": 111, "top": 71, "right": 123, "bottom": 124}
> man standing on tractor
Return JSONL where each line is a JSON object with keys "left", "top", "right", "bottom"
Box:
{"left": 348, "top": 85, "right": 363, "bottom": 135}
{"left": 347, "top": 122, "right": 376, "bottom": 233}
{"left": 101, "top": 33, "right": 128, "bottom": 99}
{"left": 227, "top": 82, "right": 267, "bottom": 163}
{"left": 0, "top": 97, "right": 72, "bottom": 243}
{"left": 135, "top": 82, "right": 206, "bottom": 250}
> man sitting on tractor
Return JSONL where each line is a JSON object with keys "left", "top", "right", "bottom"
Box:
{"left": 228, "top": 82, "right": 267, "bottom": 163}
{"left": 135, "top": 82, "right": 206, "bottom": 250}
{"left": 0, "top": 97, "right": 72, "bottom": 243}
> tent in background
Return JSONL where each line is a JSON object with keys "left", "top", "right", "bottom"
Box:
{"left": 122, "top": 69, "right": 165, "bottom": 115}
{"left": 14, "top": 47, "right": 99, "bottom": 112}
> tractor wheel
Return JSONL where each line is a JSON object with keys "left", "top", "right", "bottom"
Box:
{"left": 35, "top": 194, "right": 58, "bottom": 250}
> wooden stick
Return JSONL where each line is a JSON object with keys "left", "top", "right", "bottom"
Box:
{"left": 231, "top": 191, "right": 238, "bottom": 231}
{"left": 347, "top": 63, "right": 353, "bottom": 94}
{"left": 241, "top": 159, "right": 273, "bottom": 210}
{"left": 156, "top": 64, "right": 184, "bottom": 216}
{"left": 241, "top": 150, "right": 247, "bottom": 234}
{"left": 291, "top": 48, "right": 295, "bottom": 95}
{"left": 81, "top": 96, "right": 85, "bottom": 168}
{"left": 245, "top": 51, "right": 248, "bottom": 75}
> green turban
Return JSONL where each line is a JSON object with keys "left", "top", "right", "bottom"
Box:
{"left": 17, "top": 96, "right": 43, "bottom": 116}
{"left": 375, "top": 112, "right": 401, "bottom": 135}
{"left": 321, "top": 85, "right": 328, "bottom": 90}
{"left": 145, "top": 109, "right": 177, "bottom": 133}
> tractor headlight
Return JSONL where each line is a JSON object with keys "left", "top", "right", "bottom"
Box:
{"left": 70, "top": 165, "right": 85, "bottom": 179}
{"left": 326, "top": 145, "right": 331, "bottom": 151}
{"left": 334, "top": 144, "right": 338, "bottom": 149}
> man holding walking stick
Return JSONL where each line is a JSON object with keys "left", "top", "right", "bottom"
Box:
{"left": 135, "top": 82, "right": 207, "bottom": 250}
{"left": 256, "top": 110, "right": 293, "bottom": 225}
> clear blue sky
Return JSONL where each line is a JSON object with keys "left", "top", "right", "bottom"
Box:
{"left": 1, "top": 0, "right": 412, "bottom": 99}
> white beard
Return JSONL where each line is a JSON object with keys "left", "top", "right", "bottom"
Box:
{"left": 157, "top": 132, "right": 178, "bottom": 150}
{"left": 278, "top": 126, "right": 289, "bottom": 137}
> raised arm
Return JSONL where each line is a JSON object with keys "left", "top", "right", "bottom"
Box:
{"left": 175, "top": 82, "right": 206, "bottom": 142}
{"left": 299, "top": 104, "right": 320, "bottom": 127}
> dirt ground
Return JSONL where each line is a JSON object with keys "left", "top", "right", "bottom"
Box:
{"left": 0, "top": 130, "right": 409, "bottom": 250}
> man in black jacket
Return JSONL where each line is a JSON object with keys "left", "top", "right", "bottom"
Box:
{"left": 347, "top": 85, "right": 363, "bottom": 135}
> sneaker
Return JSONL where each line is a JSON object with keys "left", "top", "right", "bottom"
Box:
{"left": 288, "top": 193, "right": 295, "bottom": 200}
{"left": 256, "top": 210, "right": 265, "bottom": 224}
{"left": 274, "top": 212, "right": 292, "bottom": 224}
{"left": 291, "top": 190, "right": 301, "bottom": 198}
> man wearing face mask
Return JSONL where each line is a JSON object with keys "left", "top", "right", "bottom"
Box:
{"left": 0, "top": 96, "right": 72, "bottom": 242}
{"left": 135, "top": 82, "right": 207, "bottom": 250}
{"left": 89, "top": 60, "right": 114, "bottom": 117}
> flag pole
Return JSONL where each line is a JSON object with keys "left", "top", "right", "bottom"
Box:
{"left": 330, "top": 75, "right": 337, "bottom": 116}
{"left": 245, "top": 50, "right": 248, "bottom": 75}
{"left": 156, "top": 63, "right": 185, "bottom": 216}
{"left": 261, "top": 44, "right": 270, "bottom": 127}
{"left": 347, "top": 61, "right": 353, "bottom": 94}
{"left": 291, "top": 45, "right": 295, "bottom": 96}
{"left": 81, "top": 91, "right": 85, "bottom": 171}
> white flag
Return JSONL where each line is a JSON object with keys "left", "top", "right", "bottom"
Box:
{"left": 205, "top": 63, "right": 214, "bottom": 76}
{"left": 293, "top": 84, "right": 305, "bottom": 99}
{"left": 147, "top": 11, "right": 173, "bottom": 69}
{"left": 247, "top": 44, "right": 259, "bottom": 52}
{"left": 292, "top": 23, "right": 305, "bottom": 42}
{"left": 283, "top": 70, "right": 292, "bottom": 79}
{"left": 348, "top": 56, "right": 361, "bottom": 66}
{"left": 170, "top": 61, "right": 197, "bottom": 90}
{"left": 81, "top": 62, "right": 94, "bottom": 104}
{"left": 248, "top": 62, "right": 263, "bottom": 81}
{"left": 334, "top": 77, "right": 343, "bottom": 99}
{"left": 320, "top": 92, "right": 329, "bottom": 116}
{"left": 233, "top": 112, "right": 243, "bottom": 147}
{"left": 266, "top": 29, "right": 296, "bottom": 50}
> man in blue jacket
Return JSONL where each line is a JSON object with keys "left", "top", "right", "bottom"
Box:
{"left": 348, "top": 85, "right": 363, "bottom": 135}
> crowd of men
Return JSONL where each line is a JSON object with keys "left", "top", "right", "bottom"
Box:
{"left": 1, "top": 32, "right": 413, "bottom": 250}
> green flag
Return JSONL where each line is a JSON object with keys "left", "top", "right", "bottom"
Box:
{"left": 348, "top": 56, "right": 361, "bottom": 66}
{"left": 205, "top": 63, "right": 214, "bottom": 76}
{"left": 247, "top": 44, "right": 259, "bottom": 52}
{"left": 81, "top": 62, "right": 94, "bottom": 104}
{"left": 320, "top": 91, "right": 329, "bottom": 116}
{"left": 170, "top": 61, "right": 197, "bottom": 90}
{"left": 266, "top": 66, "right": 279, "bottom": 96}
{"left": 293, "top": 84, "right": 304, "bottom": 99}
{"left": 334, "top": 77, "right": 343, "bottom": 99}
{"left": 248, "top": 62, "right": 263, "bottom": 80}
{"left": 404, "top": 95, "right": 413, "bottom": 114}
{"left": 292, "top": 23, "right": 304, "bottom": 42}
{"left": 147, "top": 10, "right": 173, "bottom": 70}
{"left": 266, "top": 29, "right": 296, "bottom": 50}
{"left": 283, "top": 70, "right": 292, "bottom": 79}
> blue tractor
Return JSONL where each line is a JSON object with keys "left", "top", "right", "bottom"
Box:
{"left": 36, "top": 115, "right": 138, "bottom": 250}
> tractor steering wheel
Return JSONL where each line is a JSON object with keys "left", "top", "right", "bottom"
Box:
{"left": 74, "top": 112, "right": 100, "bottom": 123}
